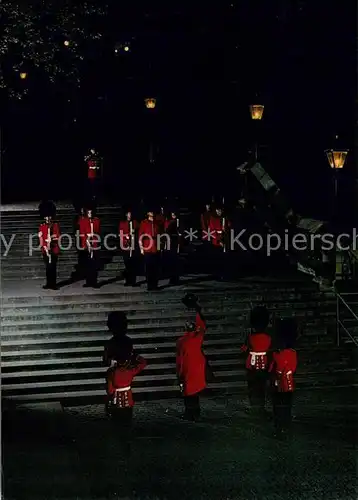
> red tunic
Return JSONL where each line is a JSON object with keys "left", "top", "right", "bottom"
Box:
{"left": 138, "top": 219, "right": 159, "bottom": 253}
{"left": 201, "top": 212, "right": 211, "bottom": 234}
{"left": 118, "top": 220, "right": 138, "bottom": 249}
{"left": 269, "top": 349, "right": 297, "bottom": 392}
{"left": 176, "top": 313, "right": 207, "bottom": 396}
{"left": 242, "top": 332, "right": 272, "bottom": 370}
{"left": 107, "top": 356, "right": 147, "bottom": 408}
{"left": 87, "top": 159, "right": 99, "bottom": 179}
{"left": 78, "top": 217, "right": 101, "bottom": 250}
{"left": 208, "top": 215, "right": 230, "bottom": 246}
{"left": 38, "top": 223, "right": 60, "bottom": 255}
{"left": 156, "top": 214, "right": 166, "bottom": 232}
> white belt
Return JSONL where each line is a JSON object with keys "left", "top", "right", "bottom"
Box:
{"left": 115, "top": 386, "right": 131, "bottom": 392}
{"left": 277, "top": 371, "right": 292, "bottom": 376}
{"left": 217, "top": 231, "right": 222, "bottom": 234}
{"left": 250, "top": 351, "right": 266, "bottom": 366}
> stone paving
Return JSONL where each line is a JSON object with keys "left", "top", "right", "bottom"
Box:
{"left": 3, "top": 388, "right": 357, "bottom": 499}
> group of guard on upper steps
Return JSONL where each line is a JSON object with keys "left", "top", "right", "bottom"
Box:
{"left": 37, "top": 199, "right": 232, "bottom": 291}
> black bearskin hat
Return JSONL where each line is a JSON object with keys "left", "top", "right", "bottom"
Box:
{"left": 250, "top": 306, "right": 270, "bottom": 331}
{"left": 276, "top": 317, "right": 297, "bottom": 349}
{"left": 182, "top": 293, "right": 199, "bottom": 309}
{"left": 107, "top": 311, "right": 128, "bottom": 336}
{"left": 39, "top": 200, "right": 56, "bottom": 218}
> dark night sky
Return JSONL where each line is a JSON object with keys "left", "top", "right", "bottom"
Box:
{"left": 1, "top": 0, "right": 356, "bottom": 218}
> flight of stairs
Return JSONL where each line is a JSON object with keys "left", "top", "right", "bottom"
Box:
{"left": 1, "top": 203, "right": 357, "bottom": 406}
{"left": 0, "top": 205, "right": 125, "bottom": 281}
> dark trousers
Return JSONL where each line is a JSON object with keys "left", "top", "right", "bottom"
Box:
{"left": 43, "top": 253, "right": 58, "bottom": 287}
{"left": 123, "top": 252, "right": 137, "bottom": 285}
{"left": 165, "top": 245, "right": 180, "bottom": 284}
{"left": 84, "top": 250, "right": 98, "bottom": 286}
{"left": 246, "top": 369, "right": 268, "bottom": 410}
{"left": 74, "top": 249, "right": 86, "bottom": 280}
{"left": 110, "top": 407, "right": 133, "bottom": 457}
{"left": 144, "top": 252, "right": 159, "bottom": 290}
{"left": 272, "top": 391, "right": 293, "bottom": 432}
{"left": 184, "top": 394, "right": 200, "bottom": 421}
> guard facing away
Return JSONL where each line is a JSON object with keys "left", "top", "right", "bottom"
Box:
{"left": 176, "top": 294, "right": 207, "bottom": 421}
{"left": 85, "top": 148, "right": 101, "bottom": 200}
{"left": 208, "top": 204, "right": 231, "bottom": 278}
{"left": 104, "top": 312, "right": 147, "bottom": 452}
{"left": 78, "top": 205, "right": 100, "bottom": 288}
{"left": 200, "top": 203, "right": 212, "bottom": 241}
{"left": 241, "top": 306, "right": 272, "bottom": 414}
{"left": 269, "top": 318, "right": 298, "bottom": 438}
{"left": 139, "top": 209, "right": 160, "bottom": 291}
{"left": 164, "top": 208, "right": 182, "bottom": 285}
{"left": 119, "top": 208, "right": 139, "bottom": 286}
{"left": 38, "top": 201, "right": 60, "bottom": 290}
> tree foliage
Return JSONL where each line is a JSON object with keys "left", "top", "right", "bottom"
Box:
{"left": 0, "top": 0, "right": 106, "bottom": 98}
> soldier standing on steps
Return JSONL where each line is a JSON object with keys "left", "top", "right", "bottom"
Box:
{"left": 118, "top": 207, "right": 139, "bottom": 286}
{"left": 78, "top": 204, "right": 101, "bottom": 288}
{"left": 164, "top": 207, "right": 182, "bottom": 286}
{"left": 269, "top": 318, "right": 298, "bottom": 438}
{"left": 208, "top": 203, "right": 231, "bottom": 279}
{"left": 38, "top": 201, "right": 60, "bottom": 290}
{"left": 139, "top": 209, "right": 160, "bottom": 291}
{"left": 241, "top": 306, "right": 272, "bottom": 416}
{"left": 176, "top": 294, "right": 208, "bottom": 421}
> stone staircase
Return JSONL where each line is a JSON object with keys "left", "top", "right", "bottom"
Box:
{"left": 1, "top": 202, "right": 357, "bottom": 406}
{"left": 1, "top": 205, "right": 125, "bottom": 281}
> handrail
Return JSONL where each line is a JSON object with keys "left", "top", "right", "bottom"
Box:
{"left": 336, "top": 292, "right": 358, "bottom": 347}
{"left": 336, "top": 293, "right": 358, "bottom": 323}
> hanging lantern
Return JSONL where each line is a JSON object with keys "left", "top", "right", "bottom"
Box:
{"left": 145, "top": 98, "right": 156, "bottom": 109}
{"left": 19, "top": 72, "right": 27, "bottom": 80}
{"left": 249, "top": 104, "right": 264, "bottom": 120}
{"left": 325, "top": 149, "right": 348, "bottom": 169}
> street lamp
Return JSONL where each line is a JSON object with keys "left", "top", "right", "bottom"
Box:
{"left": 64, "top": 40, "right": 70, "bottom": 46}
{"left": 249, "top": 104, "right": 264, "bottom": 121}
{"left": 325, "top": 148, "right": 348, "bottom": 197}
{"left": 19, "top": 72, "right": 27, "bottom": 79}
{"left": 249, "top": 104, "right": 264, "bottom": 160}
{"left": 144, "top": 97, "right": 156, "bottom": 109}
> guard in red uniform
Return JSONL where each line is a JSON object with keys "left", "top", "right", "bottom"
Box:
{"left": 269, "top": 318, "right": 298, "bottom": 437}
{"left": 139, "top": 210, "right": 160, "bottom": 290}
{"left": 208, "top": 205, "right": 231, "bottom": 278}
{"left": 85, "top": 148, "right": 101, "bottom": 199}
{"left": 119, "top": 208, "right": 139, "bottom": 286}
{"left": 38, "top": 201, "right": 60, "bottom": 290}
{"left": 78, "top": 206, "right": 101, "bottom": 287}
{"left": 164, "top": 208, "right": 181, "bottom": 285}
{"left": 200, "top": 203, "right": 212, "bottom": 241}
{"left": 72, "top": 206, "right": 86, "bottom": 281}
{"left": 241, "top": 306, "right": 272, "bottom": 413}
{"left": 176, "top": 294, "right": 207, "bottom": 421}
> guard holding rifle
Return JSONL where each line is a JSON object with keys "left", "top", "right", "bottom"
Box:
{"left": 38, "top": 201, "right": 60, "bottom": 290}
{"left": 79, "top": 204, "right": 101, "bottom": 288}
{"left": 138, "top": 209, "right": 160, "bottom": 291}
{"left": 164, "top": 207, "right": 182, "bottom": 285}
{"left": 208, "top": 202, "right": 231, "bottom": 278}
{"left": 119, "top": 208, "right": 138, "bottom": 286}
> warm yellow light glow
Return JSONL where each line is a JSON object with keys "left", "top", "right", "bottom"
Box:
{"left": 124, "top": 46, "right": 129, "bottom": 52}
{"left": 145, "top": 98, "right": 156, "bottom": 109}
{"left": 64, "top": 40, "right": 70, "bottom": 46}
{"left": 19, "top": 72, "right": 27, "bottom": 79}
{"left": 250, "top": 104, "right": 264, "bottom": 120}
{"left": 325, "top": 149, "right": 348, "bottom": 169}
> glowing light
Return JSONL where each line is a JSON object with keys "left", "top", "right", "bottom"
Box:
{"left": 325, "top": 149, "right": 348, "bottom": 170}
{"left": 250, "top": 104, "right": 264, "bottom": 120}
{"left": 64, "top": 40, "right": 70, "bottom": 46}
{"left": 124, "top": 46, "right": 129, "bottom": 52}
{"left": 145, "top": 97, "right": 156, "bottom": 109}
{"left": 19, "top": 72, "right": 27, "bottom": 79}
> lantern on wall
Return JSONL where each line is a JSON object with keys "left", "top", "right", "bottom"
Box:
{"left": 325, "top": 149, "right": 348, "bottom": 170}
{"left": 19, "top": 72, "right": 27, "bottom": 80}
{"left": 249, "top": 104, "right": 264, "bottom": 120}
{"left": 144, "top": 98, "right": 156, "bottom": 109}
